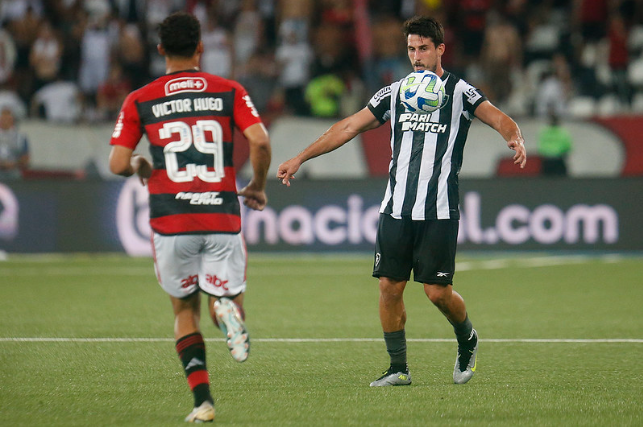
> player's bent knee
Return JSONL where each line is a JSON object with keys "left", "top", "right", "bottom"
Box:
{"left": 424, "top": 284, "right": 451, "bottom": 307}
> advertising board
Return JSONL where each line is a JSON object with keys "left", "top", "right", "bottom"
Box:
{"left": 0, "top": 178, "right": 640, "bottom": 254}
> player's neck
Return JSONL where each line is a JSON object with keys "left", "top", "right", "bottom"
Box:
{"left": 165, "top": 58, "right": 200, "bottom": 74}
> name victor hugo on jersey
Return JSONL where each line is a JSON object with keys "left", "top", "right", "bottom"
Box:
{"left": 151, "top": 97, "right": 223, "bottom": 118}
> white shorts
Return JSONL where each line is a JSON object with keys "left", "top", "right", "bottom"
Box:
{"left": 152, "top": 232, "right": 247, "bottom": 299}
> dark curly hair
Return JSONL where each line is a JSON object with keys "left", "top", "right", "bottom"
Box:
{"left": 158, "top": 12, "right": 201, "bottom": 58}
{"left": 402, "top": 16, "right": 444, "bottom": 46}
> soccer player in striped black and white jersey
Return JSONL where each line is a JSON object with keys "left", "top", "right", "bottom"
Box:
{"left": 277, "top": 16, "right": 526, "bottom": 387}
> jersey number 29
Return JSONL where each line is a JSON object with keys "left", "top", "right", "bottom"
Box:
{"left": 160, "top": 120, "right": 225, "bottom": 183}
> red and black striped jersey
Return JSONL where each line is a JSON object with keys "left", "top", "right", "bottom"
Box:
{"left": 110, "top": 70, "right": 262, "bottom": 235}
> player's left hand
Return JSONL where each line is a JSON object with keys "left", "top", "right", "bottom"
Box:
{"left": 238, "top": 185, "right": 267, "bottom": 211}
{"left": 132, "top": 155, "right": 153, "bottom": 186}
{"left": 508, "top": 137, "right": 527, "bottom": 169}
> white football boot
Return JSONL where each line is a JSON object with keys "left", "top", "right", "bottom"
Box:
{"left": 185, "top": 401, "right": 215, "bottom": 423}
{"left": 453, "top": 329, "right": 478, "bottom": 384}
{"left": 214, "top": 298, "right": 250, "bottom": 362}
{"left": 370, "top": 367, "right": 412, "bottom": 387}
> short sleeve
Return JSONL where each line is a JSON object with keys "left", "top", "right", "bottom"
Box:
{"left": 461, "top": 83, "right": 487, "bottom": 115}
{"left": 367, "top": 85, "right": 393, "bottom": 124}
{"left": 109, "top": 92, "right": 143, "bottom": 150}
{"left": 232, "top": 83, "right": 262, "bottom": 132}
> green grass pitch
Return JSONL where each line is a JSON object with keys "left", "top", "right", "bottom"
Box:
{"left": 1, "top": 253, "right": 642, "bottom": 426}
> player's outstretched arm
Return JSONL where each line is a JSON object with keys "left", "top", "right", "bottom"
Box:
{"left": 474, "top": 101, "right": 527, "bottom": 169}
{"left": 277, "top": 107, "right": 381, "bottom": 186}
{"left": 238, "top": 122, "right": 271, "bottom": 211}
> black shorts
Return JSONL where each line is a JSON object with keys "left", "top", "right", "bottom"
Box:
{"left": 372, "top": 214, "right": 458, "bottom": 285}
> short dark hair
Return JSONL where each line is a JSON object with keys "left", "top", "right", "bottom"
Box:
{"left": 158, "top": 12, "right": 201, "bottom": 58}
{"left": 402, "top": 16, "right": 444, "bottom": 46}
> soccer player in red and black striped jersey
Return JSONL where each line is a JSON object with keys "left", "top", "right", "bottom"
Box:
{"left": 278, "top": 16, "right": 526, "bottom": 388}
{"left": 109, "top": 12, "right": 271, "bottom": 423}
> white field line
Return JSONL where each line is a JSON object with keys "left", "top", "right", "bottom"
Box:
{"left": 455, "top": 255, "right": 616, "bottom": 272}
{"left": 0, "top": 267, "right": 153, "bottom": 276}
{"left": 1, "top": 337, "right": 641, "bottom": 343}
{"left": 0, "top": 254, "right": 631, "bottom": 276}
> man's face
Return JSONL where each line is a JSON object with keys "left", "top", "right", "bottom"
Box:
{"left": 407, "top": 34, "right": 444, "bottom": 73}
{"left": 0, "top": 110, "right": 14, "bottom": 130}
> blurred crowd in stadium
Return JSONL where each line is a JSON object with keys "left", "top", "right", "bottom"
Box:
{"left": 0, "top": 0, "right": 642, "bottom": 124}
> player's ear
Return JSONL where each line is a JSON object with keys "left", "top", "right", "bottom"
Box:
{"left": 437, "top": 43, "right": 445, "bottom": 57}
{"left": 196, "top": 41, "right": 204, "bottom": 55}
{"left": 157, "top": 44, "right": 166, "bottom": 56}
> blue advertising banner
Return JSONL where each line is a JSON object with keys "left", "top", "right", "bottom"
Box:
{"left": 0, "top": 178, "right": 641, "bottom": 254}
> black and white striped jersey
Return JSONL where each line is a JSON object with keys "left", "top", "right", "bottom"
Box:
{"left": 367, "top": 71, "right": 487, "bottom": 220}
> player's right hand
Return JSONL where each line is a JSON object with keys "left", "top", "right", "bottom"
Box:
{"left": 277, "top": 159, "right": 301, "bottom": 187}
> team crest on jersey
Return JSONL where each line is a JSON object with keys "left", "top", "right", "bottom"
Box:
{"left": 165, "top": 77, "right": 207, "bottom": 96}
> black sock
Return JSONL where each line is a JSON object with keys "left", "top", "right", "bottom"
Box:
{"left": 450, "top": 314, "right": 474, "bottom": 346}
{"left": 384, "top": 329, "right": 407, "bottom": 371}
{"left": 176, "top": 332, "right": 213, "bottom": 407}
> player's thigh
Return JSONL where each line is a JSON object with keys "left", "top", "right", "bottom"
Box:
{"left": 412, "top": 219, "right": 458, "bottom": 285}
{"left": 373, "top": 214, "right": 414, "bottom": 281}
{"left": 153, "top": 233, "right": 203, "bottom": 298}
{"left": 199, "top": 233, "right": 247, "bottom": 298}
